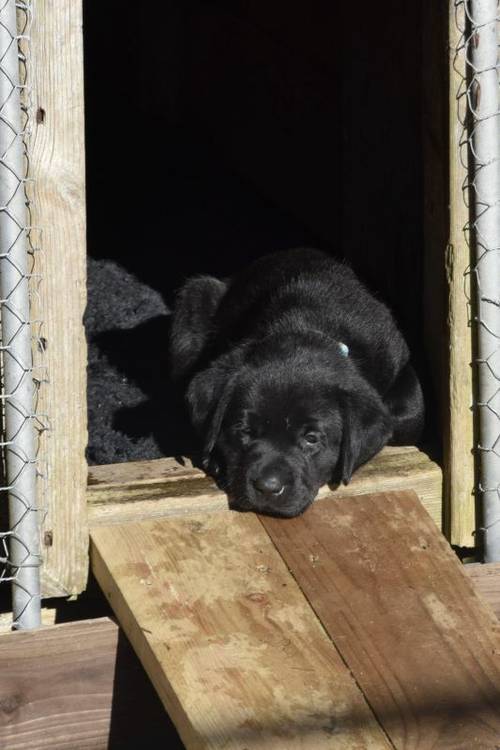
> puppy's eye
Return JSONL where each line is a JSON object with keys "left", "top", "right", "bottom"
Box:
{"left": 304, "top": 432, "right": 320, "bottom": 445}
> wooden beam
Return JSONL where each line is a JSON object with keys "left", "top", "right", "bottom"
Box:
{"left": 91, "top": 514, "right": 392, "bottom": 749}
{"left": 424, "top": 0, "right": 477, "bottom": 549}
{"left": 443, "top": 0, "right": 476, "bottom": 546}
{"left": 0, "top": 617, "right": 181, "bottom": 750}
{"left": 29, "top": 1, "right": 88, "bottom": 596}
{"left": 261, "top": 491, "right": 500, "bottom": 747}
{"left": 87, "top": 445, "right": 443, "bottom": 528}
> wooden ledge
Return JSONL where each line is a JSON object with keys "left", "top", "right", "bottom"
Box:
{"left": 87, "top": 445, "right": 442, "bottom": 528}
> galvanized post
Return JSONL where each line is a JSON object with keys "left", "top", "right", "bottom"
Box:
{"left": 0, "top": 0, "right": 40, "bottom": 627}
{"left": 467, "top": 0, "right": 500, "bottom": 561}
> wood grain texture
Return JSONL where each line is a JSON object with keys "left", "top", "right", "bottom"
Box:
{"left": 91, "top": 514, "right": 392, "bottom": 749}
{"left": 465, "top": 562, "right": 500, "bottom": 621}
{"left": 445, "top": 0, "right": 476, "bottom": 546}
{"left": 0, "top": 617, "right": 180, "bottom": 750}
{"left": 87, "top": 446, "right": 442, "bottom": 528}
{"left": 28, "top": 1, "right": 88, "bottom": 596}
{"left": 261, "top": 491, "right": 500, "bottom": 749}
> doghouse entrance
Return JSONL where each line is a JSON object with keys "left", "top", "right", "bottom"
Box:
{"left": 84, "top": 1, "right": 431, "bottom": 469}
{"left": 6, "top": 4, "right": 500, "bottom": 749}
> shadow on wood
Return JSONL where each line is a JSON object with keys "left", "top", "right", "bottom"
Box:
{"left": 109, "top": 628, "right": 184, "bottom": 749}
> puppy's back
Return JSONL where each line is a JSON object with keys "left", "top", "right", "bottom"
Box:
{"left": 210, "top": 248, "right": 408, "bottom": 392}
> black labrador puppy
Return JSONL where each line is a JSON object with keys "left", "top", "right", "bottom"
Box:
{"left": 170, "top": 248, "right": 424, "bottom": 517}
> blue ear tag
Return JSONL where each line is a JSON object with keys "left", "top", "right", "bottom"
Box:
{"left": 338, "top": 342, "right": 349, "bottom": 358}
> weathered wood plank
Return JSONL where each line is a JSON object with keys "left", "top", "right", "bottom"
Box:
{"left": 261, "top": 491, "right": 500, "bottom": 749}
{"left": 444, "top": 0, "right": 476, "bottom": 546}
{"left": 91, "top": 514, "right": 392, "bottom": 749}
{"left": 0, "top": 618, "right": 180, "bottom": 750}
{"left": 465, "top": 562, "right": 500, "bottom": 621}
{"left": 87, "top": 446, "right": 442, "bottom": 528}
{"left": 88, "top": 456, "right": 195, "bottom": 488}
{"left": 29, "top": 0, "right": 88, "bottom": 596}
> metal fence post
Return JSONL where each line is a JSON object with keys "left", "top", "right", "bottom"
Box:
{"left": 466, "top": 0, "right": 500, "bottom": 561}
{"left": 0, "top": 0, "right": 40, "bottom": 627}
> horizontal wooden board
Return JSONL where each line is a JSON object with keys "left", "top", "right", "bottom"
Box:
{"left": 87, "top": 445, "right": 442, "bottom": 528}
{"left": 0, "top": 617, "right": 180, "bottom": 750}
{"left": 261, "top": 491, "right": 500, "bottom": 749}
{"left": 91, "top": 513, "right": 392, "bottom": 749}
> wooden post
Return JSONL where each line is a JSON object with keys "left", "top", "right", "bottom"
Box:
{"left": 446, "top": 1, "right": 476, "bottom": 546}
{"left": 28, "top": 1, "right": 88, "bottom": 596}
{"left": 424, "top": 2, "right": 476, "bottom": 546}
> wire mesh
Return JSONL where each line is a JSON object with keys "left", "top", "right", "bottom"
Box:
{"left": 0, "top": 0, "right": 46, "bottom": 629}
{"left": 455, "top": 0, "right": 500, "bottom": 559}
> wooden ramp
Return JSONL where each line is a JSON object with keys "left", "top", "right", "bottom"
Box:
{"left": 91, "top": 490, "right": 500, "bottom": 749}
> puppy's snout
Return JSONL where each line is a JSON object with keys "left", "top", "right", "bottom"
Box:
{"left": 253, "top": 472, "right": 285, "bottom": 497}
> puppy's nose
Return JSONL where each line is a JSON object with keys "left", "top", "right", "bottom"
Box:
{"left": 253, "top": 474, "right": 285, "bottom": 496}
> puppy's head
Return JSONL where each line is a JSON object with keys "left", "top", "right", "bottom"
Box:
{"left": 187, "top": 363, "right": 393, "bottom": 517}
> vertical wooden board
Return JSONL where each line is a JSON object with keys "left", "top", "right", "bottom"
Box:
{"left": 261, "top": 491, "right": 500, "bottom": 749}
{"left": 29, "top": 1, "right": 88, "bottom": 595}
{"left": 423, "top": 1, "right": 475, "bottom": 547}
{"left": 445, "top": 0, "right": 476, "bottom": 545}
{"left": 91, "top": 514, "right": 392, "bottom": 750}
{"left": 424, "top": 0, "right": 476, "bottom": 548}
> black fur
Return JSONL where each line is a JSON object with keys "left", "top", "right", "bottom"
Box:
{"left": 170, "top": 248, "right": 424, "bottom": 517}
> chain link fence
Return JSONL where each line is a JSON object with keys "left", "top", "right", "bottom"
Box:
{"left": 0, "top": 0, "right": 46, "bottom": 629}
{"left": 456, "top": 0, "right": 500, "bottom": 560}
{"left": 0, "top": 0, "right": 496, "bottom": 633}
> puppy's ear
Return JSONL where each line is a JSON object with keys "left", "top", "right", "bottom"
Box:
{"left": 187, "top": 365, "right": 237, "bottom": 469}
{"left": 340, "top": 392, "right": 393, "bottom": 484}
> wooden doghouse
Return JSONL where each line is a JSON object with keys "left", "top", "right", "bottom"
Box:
{"left": 2, "top": 2, "right": 499, "bottom": 749}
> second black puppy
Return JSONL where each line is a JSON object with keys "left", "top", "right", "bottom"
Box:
{"left": 170, "top": 249, "right": 424, "bottom": 517}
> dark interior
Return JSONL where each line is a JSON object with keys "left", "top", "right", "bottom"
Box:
{"left": 83, "top": 1, "right": 427, "bottom": 466}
